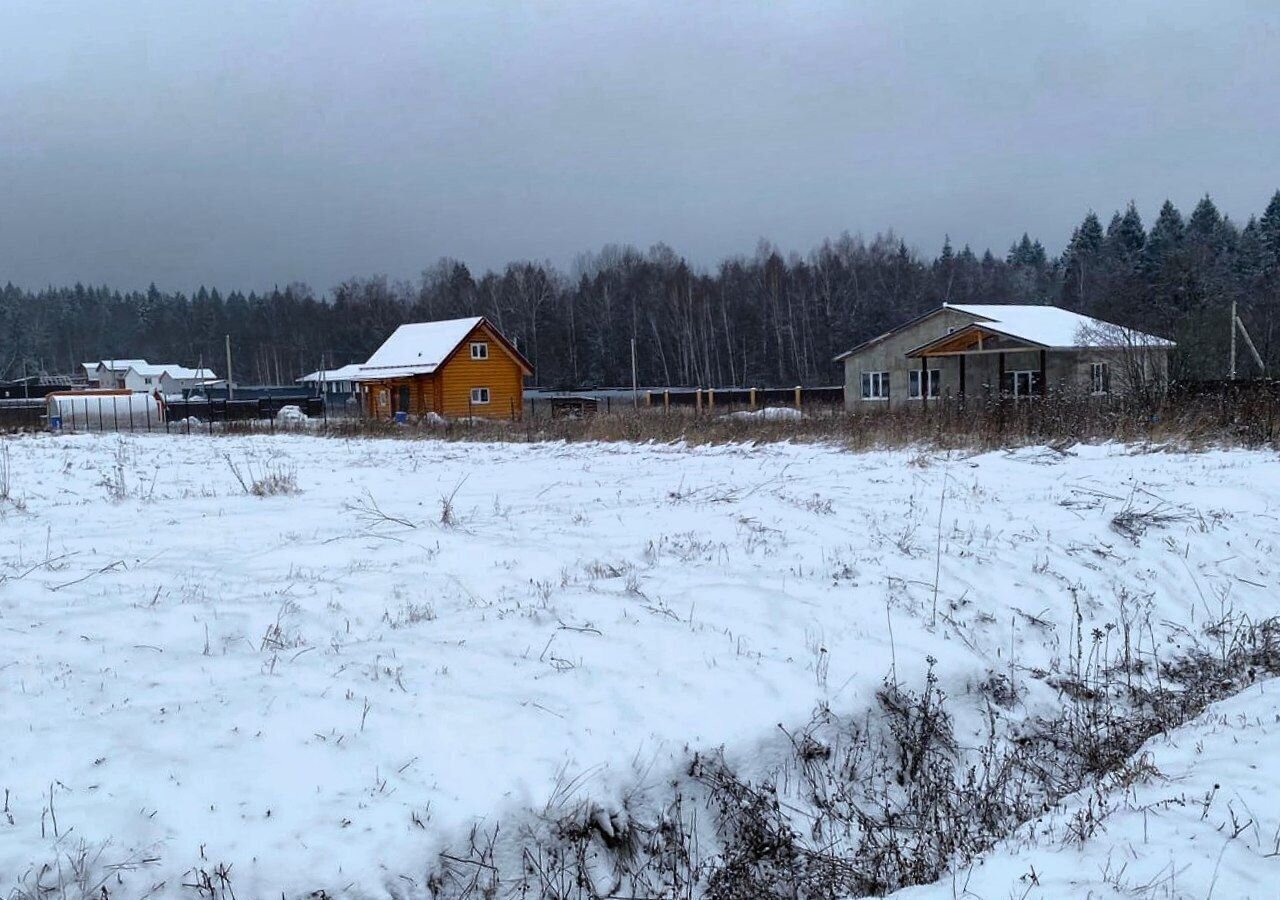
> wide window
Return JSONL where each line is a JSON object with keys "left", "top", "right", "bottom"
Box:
{"left": 470, "top": 342, "right": 489, "bottom": 360}
{"left": 860, "top": 371, "right": 890, "bottom": 400}
{"left": 470, "top": 387, "right": 491, "bottom": 405}
{"left": 909, "top": 369, "right": 941, "bottom": 399}
{"left": 1090, "top": 362, "right": 1111, "bottom": 395}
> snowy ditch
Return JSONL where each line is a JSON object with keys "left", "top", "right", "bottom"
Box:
{"left": 0, "top": 435, "right": 1277, "bottom": 898}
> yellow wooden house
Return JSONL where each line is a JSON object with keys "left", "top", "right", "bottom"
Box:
{"left": 354, "top": 317, "right": 533, "bottom": 420}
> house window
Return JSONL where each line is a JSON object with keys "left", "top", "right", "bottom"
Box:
{"left": 1090, "top": 362, "right": 1111, "bottom": 395}
{"left": 144, "top": 377, "right": 152, "bottom": 385}
{"left": 470, "top": 342, "right": 489, "bottom": 360}
{"left": 1006, "top": 370, "right": 1041, "bottom": 397}
{"left": 909, "top": 369, "right": 941, "bottom": 399}
{"left": 860, "top": 371, "right": 890, "bottom": 400}
{"left": 470, "top": 387, "right": 490, "bottom": 405}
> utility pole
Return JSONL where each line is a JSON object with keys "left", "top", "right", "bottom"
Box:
{"left": 1233, "top": 303, "right": 1266, "bottom": 376}
{"left": 1229, "top": 301, "right": 1237, "bottom": 380}
{"left": 630, "top": 337, "right": 639, "bottom": 408}
{"left": 225, "top": 334, "right": 234, "bottom": 400}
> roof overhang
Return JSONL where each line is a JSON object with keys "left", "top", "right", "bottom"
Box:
{"left": 906, "top": 323, "right": 1048, "bottom": 358}
{"left": 352, "top": 365, "right": 439, "bottom": 381}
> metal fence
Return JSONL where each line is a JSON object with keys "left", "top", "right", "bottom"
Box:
{"left": 525, "top": 385, "right": 844, "bottom": 419}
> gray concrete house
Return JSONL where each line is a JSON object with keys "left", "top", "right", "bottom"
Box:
{"left": 837, "top": 304, "right": 1174, "bottom": 409}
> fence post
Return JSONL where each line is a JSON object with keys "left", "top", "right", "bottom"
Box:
{"left": 708, "top": 388, "right": 715, "bottom": 411}
{"left": 750, "top": 387, "right": 757, "bottom": 410}
{"left": 794, "top": 385, "right": 802, "bottom": 409}
{"left": 695, "top": 388, "right": 702, "bottom": 414}
{"left": 112, "top": 397, "right": 120, "bottom": 433}
{"left": 663, "top": 389, "right": 670, "bottom": 412}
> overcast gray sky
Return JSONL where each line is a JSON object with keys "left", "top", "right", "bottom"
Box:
{"left": 1, "top": 0, "right": 1277, "bottom": 293}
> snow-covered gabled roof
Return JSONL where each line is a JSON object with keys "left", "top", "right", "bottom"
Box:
{"left": 942, "top": 304, "right": 1175, "bottom": 350}
{"left": 164, "top": 366, "right": 218, "bottom": 380}
{"left": 97, "top": 359, "right": 148, "bottom": 372}
{"left": 355, "top": 317, "right": 485, "bottom": 379}
{"left": 126, "top": 363, "right": 172, "bottom": 377}
{"left": 298, "top": 364, "right": 364, "bottom": 384}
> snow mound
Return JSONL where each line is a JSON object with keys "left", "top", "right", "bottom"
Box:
{"left": 727, "top": 406, "right": 804, "bottom": 421}
{"left": 892, "top": 679, "right": 1280, "bottom": 900}
{"left": 275, "top": 404, "right": 308, "bottom": 424}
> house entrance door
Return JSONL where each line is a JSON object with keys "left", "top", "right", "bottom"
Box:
{"left": 396, "top": 386, "right": 411, "bottom": 414}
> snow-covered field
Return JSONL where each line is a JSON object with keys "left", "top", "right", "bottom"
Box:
{"left": 1, "top": 433, "right": 1278, "bottom": 898}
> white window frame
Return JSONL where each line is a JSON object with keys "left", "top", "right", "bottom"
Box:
{"left": 908, "top": 368, "right": 941, "bottom": 399}
{"left": 1011, "top": 370, "right": 1038, "bottom": 398}
{"left": 470, "top": 387, "right": 491, "bottom": 405}
{"left": 1090, "top": 362, "right": 1110, "bottom": 395}
{"left": 860, "top": 371, "right": 890, "bottom": 401}
{"left": 470, "top": 342, "right": 489, "bottom": 360}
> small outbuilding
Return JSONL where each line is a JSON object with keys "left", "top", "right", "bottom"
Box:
{"left": 298, "top": 364, "right": 363, "bottom": 396}
{"left": 837, "top": 303, "right": 1175, "bottom": 409}
{"left": 354, "top": 316, "right": 533, "bottom": 420}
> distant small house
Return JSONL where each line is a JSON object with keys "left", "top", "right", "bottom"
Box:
{"left": 160, "top": 366, "right": 219, "bottom": 395}
{"left": 122, "top": 363, "right": 169, "bottom": 393}
{"left": 297, "top": 364, "right": 364, "bottom": 397}
{"left": 80, "top": 363, "right": 100, "bottom": 386}
{"left": 93, "top": 360, "right": 149, "bottom": 390}
{"left": 354, "top": 317, "right": 533, "bottom": 419}
{"left": 837, "top": 304, "right": 1174, "bottom": 409}
{"left": 118, "top": 363, "right": 217, "bottom": 395}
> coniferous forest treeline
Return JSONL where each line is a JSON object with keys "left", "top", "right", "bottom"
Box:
{"left": 3, "top": 192, "right": 1279, "bottom": 388}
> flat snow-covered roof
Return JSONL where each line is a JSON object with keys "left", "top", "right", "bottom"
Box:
{"left": 298, "top": 364, "right": 364, "bottom": 383}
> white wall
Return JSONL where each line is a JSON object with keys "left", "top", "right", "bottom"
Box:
{"left": 123, "top": 370, "right": 163, "bottom": 393}
{"left": 160, "top": 374, "right": 213, "bottom": 395}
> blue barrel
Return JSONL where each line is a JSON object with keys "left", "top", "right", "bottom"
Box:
{"left": 49, "top": 416, "right": 63, "bottom": 430}
{"left": 393, "top": 411, "right": 408, "bottom": 424}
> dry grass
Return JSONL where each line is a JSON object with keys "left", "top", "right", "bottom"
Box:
{"left": 312, "top": 390, "right": 1280, "bottom": 452}
{"left": 222, "top": 453, "right": 301, "bottom": 497}
{"left": 423, "top": 614, "right": 1280, "bottom": 899}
